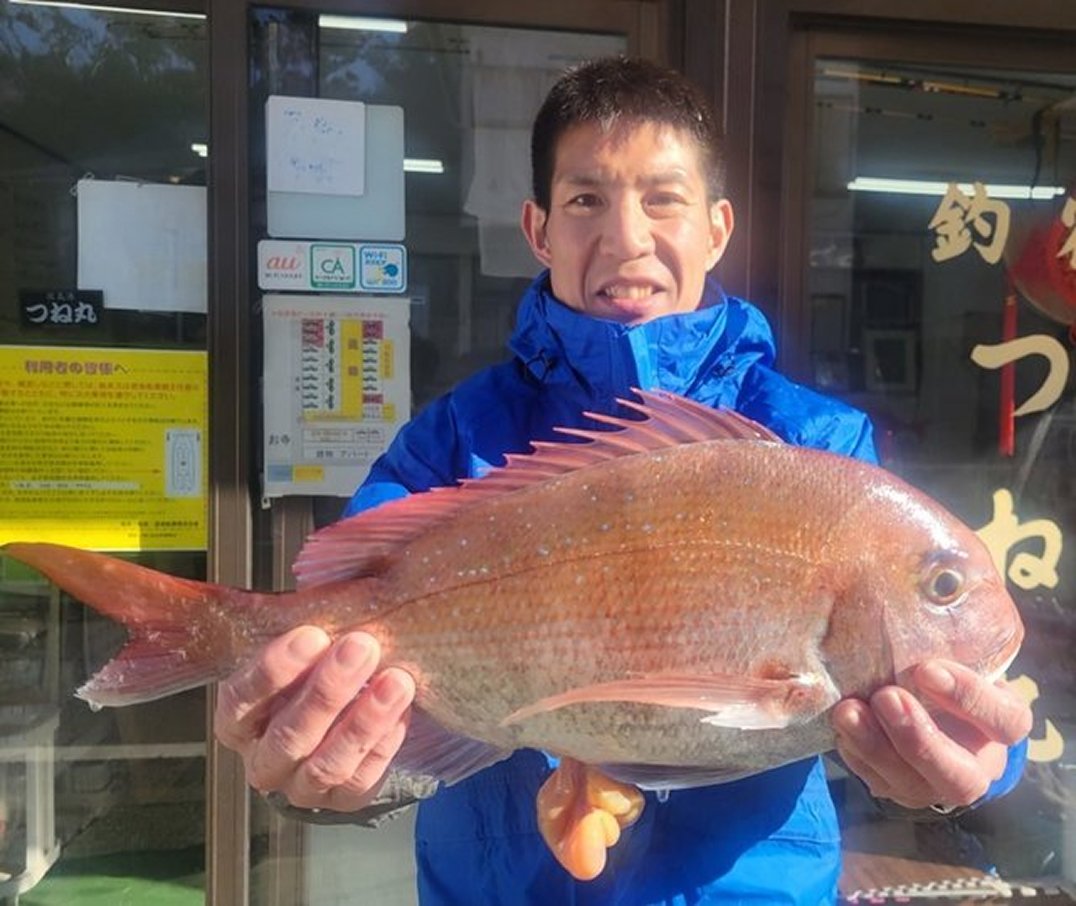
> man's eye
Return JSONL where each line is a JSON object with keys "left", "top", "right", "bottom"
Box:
{"left": 648, "top": 192, "right": 685, "bottom": 207}
{"left": 567, "top": 193, "right": 601, "bottom": 208}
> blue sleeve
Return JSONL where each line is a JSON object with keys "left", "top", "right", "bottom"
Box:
{"left": 737, "top": 364, "right": 878, "bottom": 466}
{"left": 342, "top": 394, "right": 464, "bottom": 519}
{"left": 981, "top": 737, "right": 1028, "bottom": 804}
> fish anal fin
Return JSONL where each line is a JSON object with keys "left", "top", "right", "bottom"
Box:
{"left": 501, "top": 672, "right": 835, "bottom": 731}
{"left": 392, "top": 708, "right": 512, "bottom": 787}
{"left": 536, "top": 758, "right": 644, "bottom": 881}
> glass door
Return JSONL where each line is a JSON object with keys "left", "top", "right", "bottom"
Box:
{"left": 0, "top": 3, "right": 208, "bottom": 904}
{"left": 790, "top": 28, "right": 1076, "bottom": 901}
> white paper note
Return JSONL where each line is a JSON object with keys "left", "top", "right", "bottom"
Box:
{"left": 266, "top": 95, "right": 366, "bottom": 197}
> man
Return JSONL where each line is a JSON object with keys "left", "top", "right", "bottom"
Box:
{"left": 216, "top": 58, "right": 1031, "bottom": 904}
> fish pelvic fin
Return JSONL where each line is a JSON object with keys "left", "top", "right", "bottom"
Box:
{"left": 293, "top": 390, "right": 781, "bottom": 589}
{"left": 3, "top": 542, "right": 260, "bottom": 708}
{"left": 392, "top": 708, "right": 513, "bottom": 786}
{"left": 500, "top": 671, "right": 836, "bottom": 731}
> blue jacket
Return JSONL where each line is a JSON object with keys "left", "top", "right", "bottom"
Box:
{"left": 344, "top": 273, "right": 1025, "bottom": 905}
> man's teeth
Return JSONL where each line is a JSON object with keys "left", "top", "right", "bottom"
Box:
{"left": 603, "top": 285, "right": 656, "bottom": 299}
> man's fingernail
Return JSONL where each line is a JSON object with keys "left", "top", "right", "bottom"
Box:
{"left": 334, "top": 634, "right": 375, "bottom": 670}
{"left": 873, "top": 688, "right": 912, "bottom": 726}
{"left": 374, "top": 671, "right": 412, "bottom": 707}
{"left": 917, "top": 663, "right": 955, "bottom": 696}
{"left": 836, "top": 707, "right": 867, "bottom": 741}
{"left": 288, "top": 629, "right": 329, "bottom": 661}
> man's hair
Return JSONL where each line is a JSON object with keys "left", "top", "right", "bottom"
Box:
{"left": 530, "top": 56, "right": 724, "bottom": 211}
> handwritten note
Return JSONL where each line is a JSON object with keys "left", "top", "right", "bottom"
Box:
{"left": 266, "top": 95, "right": 365, "bottom": 197}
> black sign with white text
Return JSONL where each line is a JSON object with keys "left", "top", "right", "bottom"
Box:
{"left": 19, "top": 290, "right": 104, "bottom": 329}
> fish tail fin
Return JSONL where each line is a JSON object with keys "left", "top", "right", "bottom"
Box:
{"left": 3, "top": 542, "right": 257, "bottom": 708}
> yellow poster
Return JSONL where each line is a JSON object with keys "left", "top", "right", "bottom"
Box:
{"left": 0, "top": 346, "right": 208, "bottom": 551}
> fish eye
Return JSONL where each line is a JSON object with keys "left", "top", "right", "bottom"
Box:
{"left": 923, "top": 565, "right": 965, "bottom": 606}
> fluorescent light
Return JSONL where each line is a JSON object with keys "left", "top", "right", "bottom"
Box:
{"left": 10, "top": 0, "right": 205, "bottom": 19}
{"left": 848, "top": 176, "right": 1064, "bottom": 200}
{"left": 404, "top": 158, "right": 444, "bottom": 174}
{"left": 318, "top": 14, "right": 408, "bottom": 34}
{"left": 190, "top": 144, "right": 436, "bottom": 171}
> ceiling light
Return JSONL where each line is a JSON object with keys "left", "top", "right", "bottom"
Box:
{"left": 847, "top": 176, "right": 1065, "bottom": 200}
{"left": 10, "top": 0, "right": 204, "bottom": 19}
{"left": 404, "top": 158, "right": 444, "bottom": 174}
{"left": 318, "top": 14, "right": 408, "bottom": 34}
{"left": 190, "top": 142, "right": 208, "bottom": 158}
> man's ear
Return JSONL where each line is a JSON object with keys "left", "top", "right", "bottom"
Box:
{"left": 521, "top": 199, "right": 554, "bottom": 268}
{"left": 705, "top": 199, "right": 735, "bottom": 271}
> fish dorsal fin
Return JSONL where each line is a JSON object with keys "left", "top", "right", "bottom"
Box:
{"left": 293, "top": 390, "right": 780, "bottom": 588}
{"left": 293, "top": 488, "right": 476, "bottom": 588}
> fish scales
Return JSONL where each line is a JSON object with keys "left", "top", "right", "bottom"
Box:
{"left": 360, "top": 441, "right": 877, "bottom": 768}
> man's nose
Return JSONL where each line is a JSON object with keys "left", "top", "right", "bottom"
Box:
{"left": 600, "top": 198, "right": 654, "bottom": 258}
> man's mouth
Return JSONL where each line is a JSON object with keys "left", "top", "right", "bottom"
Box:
{"left": 599, "top": 284, "right": 662, "bottom": 300}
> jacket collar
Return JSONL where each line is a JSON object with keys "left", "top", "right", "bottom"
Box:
{"left": 508, "top": 271, "right": 777, "bottom": 409}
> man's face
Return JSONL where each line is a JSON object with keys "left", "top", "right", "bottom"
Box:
{"left": 521, "top": 120, "right": 733, "bottom": 325}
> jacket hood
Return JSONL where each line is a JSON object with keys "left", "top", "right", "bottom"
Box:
{"left": 508, "top": 271, "right": 777, "bottom": 410}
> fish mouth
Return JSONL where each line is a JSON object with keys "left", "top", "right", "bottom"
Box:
{"left": 976, "top": 626, "right": 1024, "bottom": 683}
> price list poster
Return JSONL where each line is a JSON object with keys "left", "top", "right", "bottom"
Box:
{"left": 262, "top": 294, "right": 411, "bottom": 498}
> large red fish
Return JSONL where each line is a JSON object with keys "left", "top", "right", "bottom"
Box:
{"left": 2, "top": 391, "right": 1023, "bottom": 880}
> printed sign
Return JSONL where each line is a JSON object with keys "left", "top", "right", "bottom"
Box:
{"left": 258, "top": 240, "right": 407, "bottom": 293}
{"left": 0, "top": 346, "right": 208, "bottom": 551}
{"left": 262, "top": 294, "right": 410, "bottom": 497}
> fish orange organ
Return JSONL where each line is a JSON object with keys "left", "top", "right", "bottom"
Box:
{"left": 1, "top": 391, "right": 1024, "bottom": 880}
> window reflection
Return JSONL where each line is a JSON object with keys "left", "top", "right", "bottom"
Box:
{"left": 0, "top": 5, "right": 207, "bottom": 902}
{"left": 809, "top": 59, "right": 1076, "bottom": 896}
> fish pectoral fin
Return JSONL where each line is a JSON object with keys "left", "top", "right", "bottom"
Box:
{"left": 501, "top": 672, "right": 834, "bottom": 731}
{"left": 536, "top": 758, "right": 644, "bottom": 881}
{"left": 393, "top": 708, "right": 513, "bottom": 786}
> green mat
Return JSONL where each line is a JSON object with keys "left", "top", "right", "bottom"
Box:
{"left": 19, "top": 846, "right": 203, "bottom": 906}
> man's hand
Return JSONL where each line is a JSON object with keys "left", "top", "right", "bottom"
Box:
{"left": 832, "top": 659, "right": 1033, "bottom": 811}
{"left": 214, "top": 626, "right": 416, "bottom": 813}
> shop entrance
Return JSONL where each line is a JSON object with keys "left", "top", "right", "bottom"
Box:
{"left": 783, "top": 24, "right": 1076, "bottom": 899}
